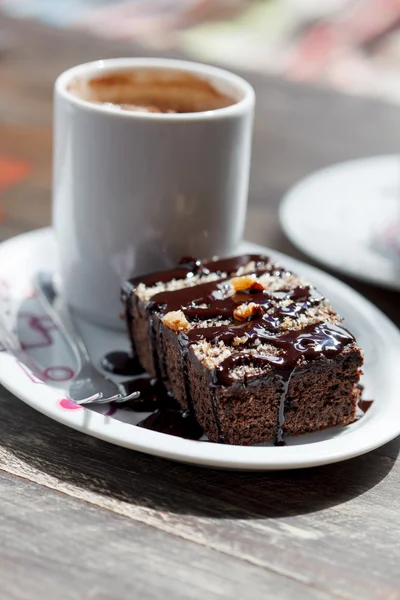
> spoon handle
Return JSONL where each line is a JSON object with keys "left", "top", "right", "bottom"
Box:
{"left": 35, "top": 272, "right": 90, "bottom": 367}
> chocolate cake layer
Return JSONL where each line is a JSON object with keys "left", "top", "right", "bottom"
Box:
{"left": 122, "top": 255, "right": 363, "bottom": 445}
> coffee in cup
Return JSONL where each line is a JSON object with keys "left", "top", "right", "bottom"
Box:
{"left": 67, "top": 68, "right": 237, "bottom": 114}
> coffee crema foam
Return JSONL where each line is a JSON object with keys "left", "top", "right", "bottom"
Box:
{"left": 67, "top": 69, "right": 237, "bottom": 114}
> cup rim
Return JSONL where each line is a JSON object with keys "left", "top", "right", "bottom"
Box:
{"left": 55, "top": 57, "right": 255, "bottom": 120}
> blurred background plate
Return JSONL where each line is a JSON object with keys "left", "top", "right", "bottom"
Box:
{"left": 280, "top": 155, "right": 400, "bottom": 291}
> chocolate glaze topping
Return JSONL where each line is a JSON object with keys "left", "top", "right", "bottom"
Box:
{"left": 124, "top": 254, "right": 357, "bottom": 445}
{"left": 208, "top": 322, "right": 355, "bottom": 385}
{"left": 148, "top": 265, "right": 288, "bottom": 315}
{"left": 125, "top": 254, "right": 272, "bottom": 292}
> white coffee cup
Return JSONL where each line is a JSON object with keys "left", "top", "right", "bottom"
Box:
{"left": 53, "top": 58, "right": 255, "bottom": 328}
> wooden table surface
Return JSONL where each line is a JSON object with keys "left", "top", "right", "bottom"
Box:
{"left": 1, "top": 15, "right": 399, "bottom": 600}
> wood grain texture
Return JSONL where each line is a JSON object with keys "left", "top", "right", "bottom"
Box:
{"left": 1, "top": 13, "right": 400, "bottom": 600}
{"left": 1, "top": 386, "right": 399, "bottom": 600}
{"left": 2, "top": 469, "right": 339, "bottom": 600}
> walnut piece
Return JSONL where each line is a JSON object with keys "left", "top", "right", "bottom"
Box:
{"left": 230, "top": 275, "right": 264, "bottom": 292}
{"left": 162, "top": 310, "right": 190, "bottom": 331}
{"left": 233, "top": 302, "right": 262, "bottom": 321}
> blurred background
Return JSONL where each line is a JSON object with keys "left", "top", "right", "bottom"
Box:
{"left": 2, "top": 0, "right": 400, "bottom": 105}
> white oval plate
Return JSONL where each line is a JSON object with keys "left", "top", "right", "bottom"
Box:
{"left": 0, "top": 228, "right": 399, "bottom": 470}
{"left": 280, "top": 155, "right": 400, "bottom": 291}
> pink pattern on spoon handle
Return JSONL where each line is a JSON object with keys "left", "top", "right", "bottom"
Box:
{"left": 20, "top": 312, "right": 58, "bottom": 350}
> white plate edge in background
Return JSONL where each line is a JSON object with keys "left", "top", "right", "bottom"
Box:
{"left": 280, "top": 155, "right": 400, "bottom": 291}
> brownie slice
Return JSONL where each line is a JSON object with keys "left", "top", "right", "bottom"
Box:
{"left": 122, "top": 255, "right": 268, "bottom": 378}
{"left": 122, "top": 255, "right": 363, "bottom": 445}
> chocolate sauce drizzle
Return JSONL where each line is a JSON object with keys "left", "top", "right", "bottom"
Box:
{"left": 124, "top": 254, "right": 357, "bottom": 445}
{"left": 101, "top": 351, "right": 144, "bottom": 376}
{"left": 117, "top": 375, "right": 175, "bottom": 412}
{"left": 358, "top": 399, "right": 373, "bottom": 414}
{"left": 137, "top": 409, "right": 203, "bottom": 440}
{"left": 355, "top": 383, "right": 373, "bottom": 416}
{"left": 108, "top": 375, "right": 203, "bottom": 439}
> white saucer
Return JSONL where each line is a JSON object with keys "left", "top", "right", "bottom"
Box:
{"left": 1, "top": 228, "right": 399, "bottom": 470}
{"left": 280, "top": 155, "right": 400, "bottom": 290}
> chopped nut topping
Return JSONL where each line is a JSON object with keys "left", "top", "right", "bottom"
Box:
{"left": 233, "top": 302, "right": 262, "bottom": 321}
{"left": 230, "top": 275, "right": 264, "bottom": 292}
{"left": 162, "top": 310, "right": 190, "bottom": 331}
{"left": 232, "top": 334, "right": 249, "bottom": 346}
